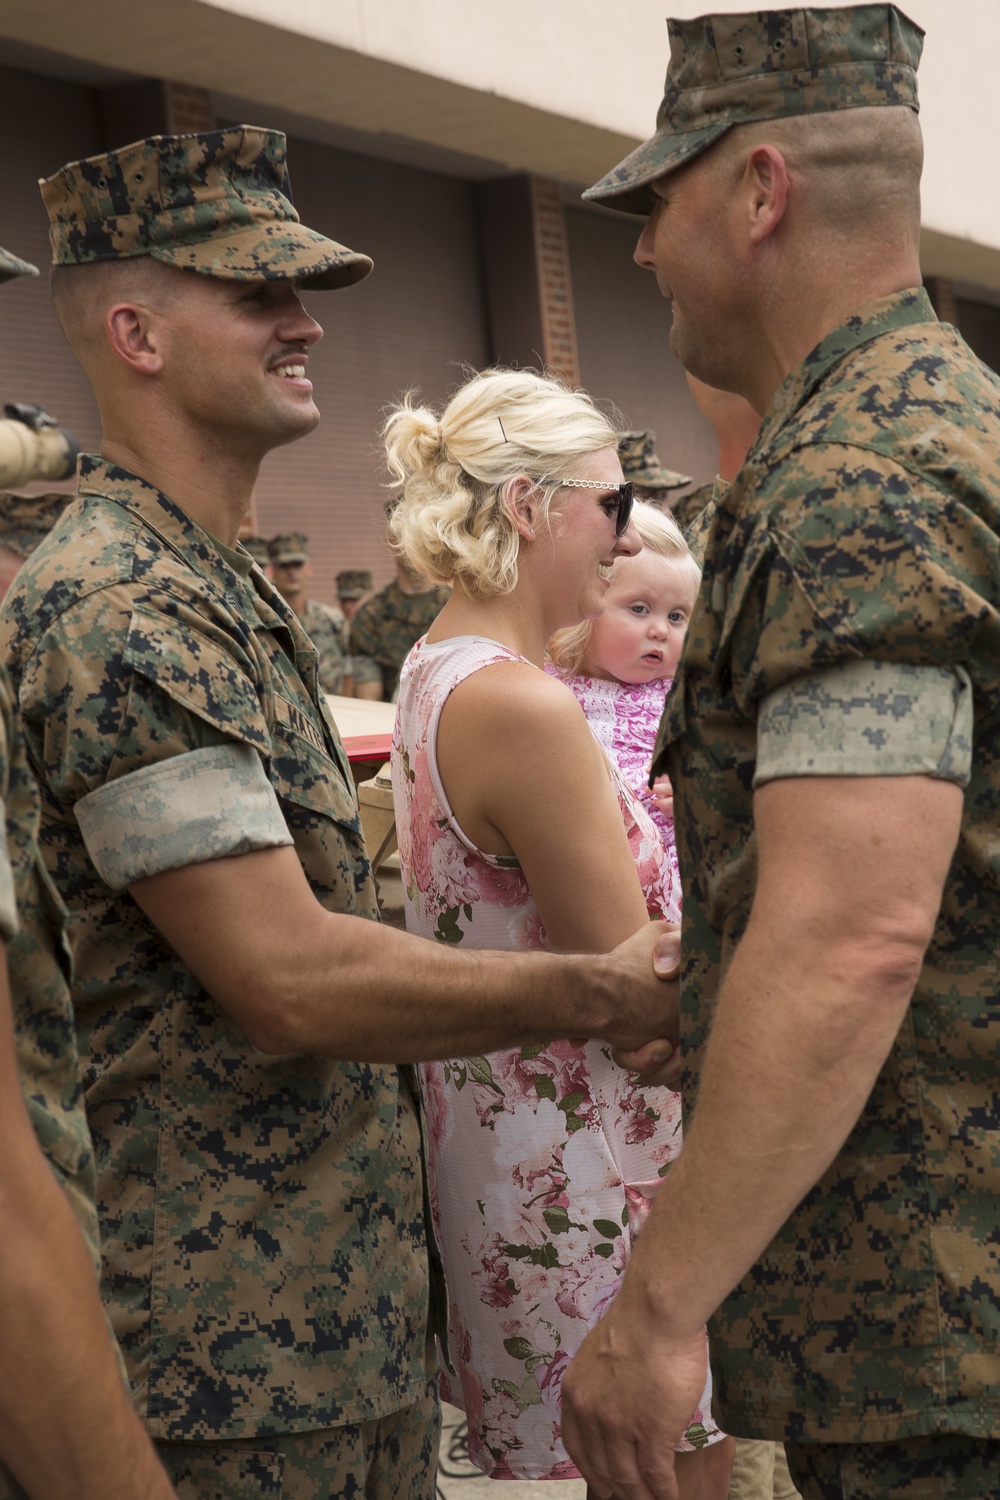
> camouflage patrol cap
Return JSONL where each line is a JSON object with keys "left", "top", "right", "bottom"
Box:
{"left": 336, "top": 569, "right": 373, "bottom": 598}
{"left": 619, "top": 430, "right": 692, "bottom": 491}
{"left": 241, "top": 534, "right": 271, "bottom": 568}
{"left": 585, "top": 5, "right": 924, "bottom": 214}
{"left": 268, "top": 531, "right": 309, "bottom": 566}
{"left": 0, "top": 490, "right": 72, "bottom": 558}
{"left": 40, "top": 126, "right": 373, "bottom": 289}
{"left": 0, "top": 245, "right": 38, "bottom": 283}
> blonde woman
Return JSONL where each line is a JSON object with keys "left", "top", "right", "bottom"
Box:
{"left": 387, "top": 370, "right": 725, "bottom": 1494}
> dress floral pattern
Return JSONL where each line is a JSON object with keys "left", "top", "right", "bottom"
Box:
{"left": 392, "top": 635, "right": 721, "bottom": 1480}
{"left": 546, "top": 668, "right": 678, "bottom": 884}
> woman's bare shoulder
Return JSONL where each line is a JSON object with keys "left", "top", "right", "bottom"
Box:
{"left": 445, "top": 657, "right": 590, "bottom": 745}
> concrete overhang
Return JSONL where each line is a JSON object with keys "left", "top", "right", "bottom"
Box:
{"left": 0, "top": 0, "right": 638, "bottom": 186}
{"left": 5, "top": 0, "right": 1000, "bottom": 295}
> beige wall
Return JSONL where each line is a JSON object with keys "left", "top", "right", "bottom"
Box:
{"left": 1, "top": 0, "right": 996, "bottom": 573}
{"left": 110, "top": 0, "right": 1000, "bottom": 281}
{"left": 4, "top": 1, "right": 997, "bottom": 282}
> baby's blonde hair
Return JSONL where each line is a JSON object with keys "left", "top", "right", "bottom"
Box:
{"left": 382, "top": 368, "right": 622, "bottom": 598}
{"left": 548, "top": 501, "right": 700, "bottom": 675}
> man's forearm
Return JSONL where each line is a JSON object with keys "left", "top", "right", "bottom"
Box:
{"left": 613, "top": 913, "right": 921, "bottom": 1333}
{"left": 561, "top": 774, "right": 961, "bottom": 1495}
{"left": 131, "top": 846, "right": 679, "bottom": 1063}
{"left": 281, "top": 912, "right": 673, "bottom": 1060}
{"left": 0, "top": 1137, "right": 176, "bottom": 1499}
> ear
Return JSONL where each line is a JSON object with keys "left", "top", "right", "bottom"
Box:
{"left": 503, "top": 475, "right": 539, "bottom": 541}
{"left": 745, "top": 143, "right": 788, "bottom": 246}
{"left": 105, "top": 301, "right": 165, "bottom": 376}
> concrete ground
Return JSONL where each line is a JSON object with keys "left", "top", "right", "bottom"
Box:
{"left": 436, "top": 1404, "right": 586, "bottom": 1500}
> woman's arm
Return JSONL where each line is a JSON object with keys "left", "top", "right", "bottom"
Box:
{"left": 436, "top": 661, "right": 652, "bottom": 951}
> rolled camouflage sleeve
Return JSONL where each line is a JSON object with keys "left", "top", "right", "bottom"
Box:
{"left": 755, "top": 659, "right": 973, "bottom": 787}
{"left": 14, "top": 585, "right": 294, "bottom": 887}
{"left": 75, "top": 743, "right": 292, "bottom": 891}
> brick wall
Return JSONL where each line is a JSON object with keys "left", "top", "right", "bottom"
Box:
{"left": 164, "top": 82, "right": 215, "bottom": 135}
{"left": 245, "top": 133, "right": 491, "bottom": 601}
{"left": 531, "top": 176, "right": 579, "bottom": 386}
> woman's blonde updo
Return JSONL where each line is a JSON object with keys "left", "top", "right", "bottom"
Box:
{"left": 382, "top": 368, "right": 622, "bottom": 598}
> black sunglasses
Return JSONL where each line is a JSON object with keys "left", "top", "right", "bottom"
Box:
{"left": 530, "top": 477, "right": 635, "bottom": 537}
{"left": 557, "top": 478, "right": 635, "bottom": 537}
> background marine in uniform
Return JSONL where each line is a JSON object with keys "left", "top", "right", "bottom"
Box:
{"left": 268, "top": 529, "right": 353, "bottom": 695}
{"left": 0, "top": 240, "right": 175, "bottom": 1500}
{"left": 351, "top": 544, "right": 450, "bottom": 702}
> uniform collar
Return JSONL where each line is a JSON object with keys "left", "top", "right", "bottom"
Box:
{"left": 78, "top": 454, "right": 286, "bottom": 624}
{"left": 753, "top": 287, "right": 937, "bottom": 460}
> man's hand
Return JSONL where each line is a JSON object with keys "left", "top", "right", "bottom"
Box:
{"left": 596, "top": 923, "right": 681, "bottom": 1066}
{"left": 561, "top": 1272, "right": 707, "bottom": 1500}
{"left": 604, "top": 925, "right": 682, "bottom": 1084}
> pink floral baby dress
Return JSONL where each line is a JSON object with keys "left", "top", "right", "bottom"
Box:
{"left": 546, "top": 668, "right": 678, "bottom": 882}
{"left": 391, "top": 635, "right": 723, "bottom": 1481}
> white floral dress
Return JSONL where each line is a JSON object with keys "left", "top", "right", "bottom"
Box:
{"left": 391, "top": 635, "right": 723, "bottom": 1481}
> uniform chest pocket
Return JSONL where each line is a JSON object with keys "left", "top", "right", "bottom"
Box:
{"left": 267, "top": 709, "right": 363, "bottom": 838}
{"left": 123, "top": 606, "right": 270, "bottom": 751}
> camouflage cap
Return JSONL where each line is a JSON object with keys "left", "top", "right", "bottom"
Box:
{"left": 619, "top": 430, "right": 692, "bottom": 491}
{"left": 0, "top": 245, "right": 38, "bottom": 283}
{"left": 0, "top": 490, "right": 72, "bottom": 558}
{"left": 268, "top": 531, "right": 309, "bottom": 565}
{"left": 40, "top": 126, "right": 373, "bottom": 289}
{"left": 336, "top": 568, "right": 373, "bottom": 598}
{"left": 585, "top": 5, "right": 924, "bottom": 214}
{"left": 240, "top": 533, "right": 271, "bottom": 568}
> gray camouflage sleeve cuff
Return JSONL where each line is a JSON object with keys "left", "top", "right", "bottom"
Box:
{"left": 75, "top": 743, "right": 294, "bottom": 892}
{"left": 0, "top": 801, "right": 17, "bottom": 940}
{"left": 755, "top": 660, "right": 973, "bottom": 788}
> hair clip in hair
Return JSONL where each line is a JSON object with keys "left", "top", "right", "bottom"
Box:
{"left": 498, "top": 417, "right": 508, "bottom": 443}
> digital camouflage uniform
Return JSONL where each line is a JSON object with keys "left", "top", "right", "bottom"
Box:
{"left": 2, "top": 128, "right": 440, "bottom": 1487}
{"left": 350, "top": 579, "right": 450, "bottom": 700}
{"left": 585, "top": 5, "right": 1000, "bottom": 1481}
{"left": 618, "top": 429, "right": 692, "bottom": 501}
{"left": 671, "top": 479, "right": 715, "bottom": 533}
{"left": 0, "top": 241, "right": 109, "bottom": 1500}
{"left": 0, "top": 662, "right": 103, "bottom": 1500}
{"left": 301, "top": 596, "right": 351, "bottom": 696}
{"left": 0, "top": 456, "right": 433, "bottom": 1446}
{"left": 652, "top": 288, "right": 1000, "bottom": 1444}
{"left": 0, "top": 492, "right": 74, "bottom": 557}
{"left": 0, "top": 632, "right": 95, "bottom": 1267}
{"left": 267, "top": 533, "right": 352, "bottom": 696}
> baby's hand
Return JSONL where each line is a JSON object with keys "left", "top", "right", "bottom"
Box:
{"left": 651, "top": 774, "right": 674, "bottom": 820}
